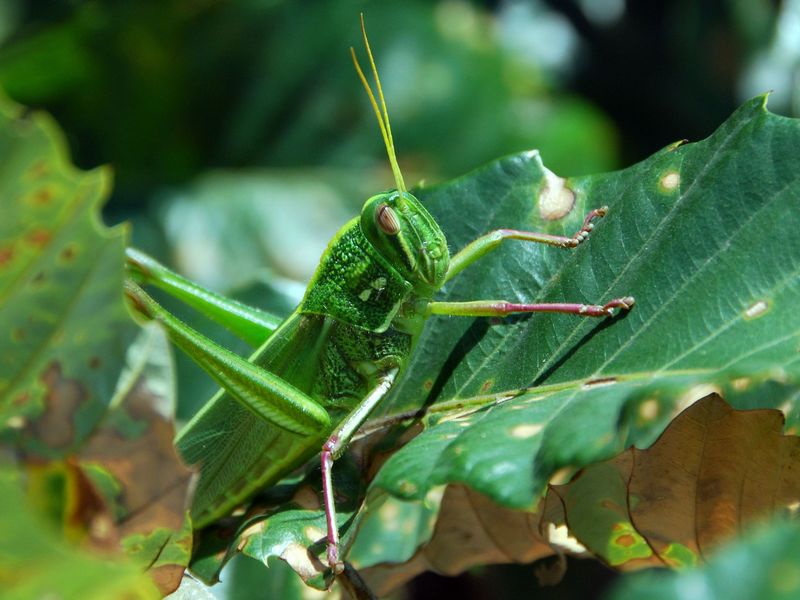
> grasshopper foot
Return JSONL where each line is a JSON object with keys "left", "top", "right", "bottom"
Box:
{"left": 566, "top": 205, "right": 609, "bottom": 247}
{"left": 328, "top": 543, "right": 345, "bottom": 575}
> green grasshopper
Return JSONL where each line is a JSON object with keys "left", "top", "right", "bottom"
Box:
{"left": 124, "top": 15, "right": 634, "bottom": 579}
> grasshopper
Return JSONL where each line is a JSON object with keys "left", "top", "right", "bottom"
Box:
{"left": 124, "top": 15, "right": 634, "bottom": 582}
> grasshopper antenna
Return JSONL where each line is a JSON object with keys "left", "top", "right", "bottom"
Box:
{"left": 351, "top": 13, "right": 406, "bottom": 193}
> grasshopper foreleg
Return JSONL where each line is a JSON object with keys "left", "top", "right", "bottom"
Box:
{"left": 321, "top": 368, "right": 399, "bottom": 572}
{"left": 439, "top": 206, "right": 634, "bottom": 318}
{"left": 445, "top": 206, "right": 608, "bottom": 283}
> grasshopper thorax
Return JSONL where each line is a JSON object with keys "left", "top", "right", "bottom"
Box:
{"left": 360, "top": 190, "right": 449, "bottom": 294}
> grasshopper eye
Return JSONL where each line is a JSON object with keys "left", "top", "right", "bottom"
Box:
{"left": 376, "top": 204, "right": 401, "bottom": 235}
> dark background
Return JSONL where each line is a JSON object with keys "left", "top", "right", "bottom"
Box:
{"left": 2, "top": 0, "right": 796, "bottom": 597}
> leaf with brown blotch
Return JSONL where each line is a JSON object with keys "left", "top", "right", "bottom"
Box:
{"left": 78, "top": 325, "right": 194, "bottom": 595}
{"left": 360, "top": 484, "right": 555, "bottom": 596}
{"left": 20, "top": 327, "right": 193, "bottom": 595}
{"left": 548, "top": 393, "right": 800, "bottom": 570}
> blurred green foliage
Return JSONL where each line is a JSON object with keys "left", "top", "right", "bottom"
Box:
{"left": 0, "top": 0, "right": 617, "bottom": 206}
{"left": 2, "top": 1, "right": 798, "bottom": 598}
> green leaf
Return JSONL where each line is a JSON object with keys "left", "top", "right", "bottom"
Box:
{"left": 371, "top": 94, "right": 800, "bottom": 506}
{"left": 0, "top": 92, "right": 134, "bottom": 456}
{"left": 609, "top": 519, "right": 800, "bottom": 600}
{"left": 0, "top": 94, "right": 192, "bottom": 595}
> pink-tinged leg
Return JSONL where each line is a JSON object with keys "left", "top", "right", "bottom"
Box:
{"left": 428, "top": 296, "right": 635, "bottom": 318}
{"left": 445, "top": 206, "right": 610, "bottom": 283}
{"left": 321, "top": 436, "right": 343, "bottom": 573}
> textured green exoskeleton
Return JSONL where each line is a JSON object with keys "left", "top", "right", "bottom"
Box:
{"left": 123, "top": 15, "right": 634, "bottom": 582}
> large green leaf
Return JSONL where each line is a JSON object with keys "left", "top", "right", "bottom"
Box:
{"left": 227, "top": 95, "right": 800, "bottom": 591}
{"left": 0, "top": 95, "right": 192, "bottom": 596}
{"left": 0, "top": 93, "right": 133, "bottom": 455}
{"left": 371, "top": 94, "right": 800, "bottom": 500}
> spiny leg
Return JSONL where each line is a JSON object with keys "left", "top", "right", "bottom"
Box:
{"left": 445, "top": 206, "right": 608, "bottom": 283}
{"left": 320, "top": 368, "right": 399, "bottom": 572}
{"left": 428, "top": 297, "right": 635, "bottom": 319}
{"left": 126, "top": 247, "right": 281, "bottom": 347}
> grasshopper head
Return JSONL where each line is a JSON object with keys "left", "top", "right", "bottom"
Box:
{"left": 351, "top": 17, "right": 448, "bottom": 291}
{"left": 361, "top": 191, "right": 449, "bottom": 292}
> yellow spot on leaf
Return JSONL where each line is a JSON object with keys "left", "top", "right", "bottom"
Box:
{"left": 731, "top": 377, "right": 751, "bottom": 391}
{"left": 538, "top": 167, "right": 575, "bottom": 220}
{"left": 676, "top": 384, "right": 720, "bottom": 413}
{"left": 5, "top": 416, "right": 26, "bottom": 429}
{"left": 239, "top": 520, "right": 267, "bottom": 542}
{"left": 744, "top": 299, "right": 769, "bottom": 319}
{"left": 281, "top": 542, "right": 324, "bottom": 581}
{"left": 638, "top": 398, "right": 659, "bottom": 421}
{"left": 510, "top": 423, "right": 543, "bottom": 439}
{"left": 547, "top": 523, "right": 587, "bottom": 554}
{"left": 659, "top": 170, "right": 680, "bottom": 192}
{"left": 398, "top": 480, "right": 418, "bottom": 496}
{"left": 379, "top": 502, "right": 400, "bottom": 528}
{"left": 550, "top": 467, "right": 574, "bottom": 485}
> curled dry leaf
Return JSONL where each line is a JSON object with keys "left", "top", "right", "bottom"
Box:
{"left": 548, "top": 392, "right": 800, "bottom": 570}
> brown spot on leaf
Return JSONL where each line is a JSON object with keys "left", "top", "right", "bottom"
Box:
{"left": 61, "top": 244, "right": 78, "bottom": 262}
{"left": 480, "top": 379, "right": 494, "bottom": 394}
{"left": 615, "top": 534, "right": 636, "bottom": 548}
{"left": 89, "top": 356, "right": 102, "bottom": 369}
{"left": 27, "top": 229, "right": 52, "bottom": 248}
{"left": 11, "top": 328, "right": 25, "bottom": 342}
{"left": 423, "top": 379, "right": 434, "bottom": 391}
{"left": 0, "top": 246, "right": 14, "bottom": 267}
{"left": 32, "top": 186, "right": 54, "bottom": 205}
{"left": 26, "top": 362, "right": 86, "bottom": 450}
{"left": 582, "top": 377, "right": 618, "bottom": 389}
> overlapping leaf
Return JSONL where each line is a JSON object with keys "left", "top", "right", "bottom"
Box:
{"left": 0, "top": 469, "right": 161, "bottom": 600}
{"left": 609, "top": 518, "right": 800, "bottom": 600}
